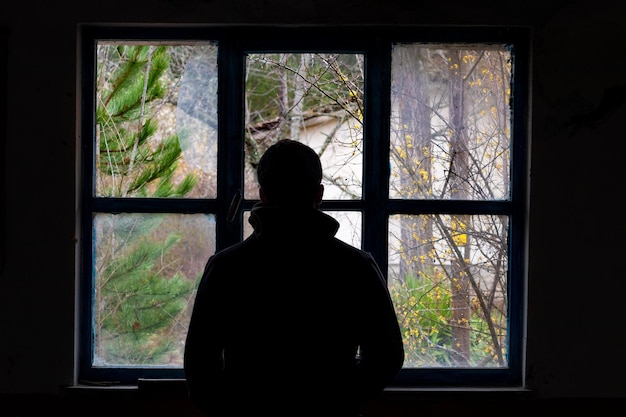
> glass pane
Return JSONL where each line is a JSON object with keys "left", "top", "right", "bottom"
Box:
{"left": 243, "top": 210, "right": 361, "bottom": 248}
{"left": 95, "top": 43, "right": 218, "bottom": 198}
{"left": 390, "top": 44, "right": 512, "bottom": 200}
{"left": 325, "top": 211, "right": 362, "bottom": 249}
{"left": 243, "top": 53, "right": 364, "bottom": 201}
{"left": 92, "top": 213, "right": 216, "bottom": 367}
{"left": 388, "top": 214, "right": 509, "bottom": 368}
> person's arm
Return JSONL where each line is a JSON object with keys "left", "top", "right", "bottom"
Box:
{"left": 184, "top": 258, "right": 227, "bottom": 416}
{"left": 353, "top": 254, "right": 405, "bottom": 404}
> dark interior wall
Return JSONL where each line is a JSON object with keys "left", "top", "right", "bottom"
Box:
{"left": 1, "top": 0, "right": 625, "bottom": 410}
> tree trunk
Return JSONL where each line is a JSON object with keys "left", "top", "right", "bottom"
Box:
{"left": 395, "top": 45, "right": 434, "bottom": 282}
{"left": 447, "top": 50, "right": 471, "bottom": 365}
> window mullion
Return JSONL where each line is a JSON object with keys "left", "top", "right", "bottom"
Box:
{"left": 216, "top": 38, "right": 246, "bottom": 250}
{"left": 363, "top": 41, "right": 392, "bottom": 275}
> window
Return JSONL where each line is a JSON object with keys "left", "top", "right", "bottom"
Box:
{"left": 79, "top": 25, "right": 529, "bottom": 387}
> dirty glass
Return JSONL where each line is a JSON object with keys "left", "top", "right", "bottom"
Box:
{"left": 95, "top": 43, "right": 218, "bottom": 199}
{"left": 92, "top": 213, "right": 215, "bottom": 367}
{"left": 243, "top": 53, "right": 365, "bottom": 201}
{"left": 390, "top": 45, "right": 512, "bottom": 201}
{"left": 388, "top": 43, "right": 513, "bottom": 368}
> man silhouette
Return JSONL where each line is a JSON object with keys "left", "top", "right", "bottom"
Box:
{"left": 184, "top": 139, "right": 404, "bottom": 417}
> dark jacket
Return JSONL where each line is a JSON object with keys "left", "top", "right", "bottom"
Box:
{"left": 184, "top": 204, "right": 405, "bottom": 417}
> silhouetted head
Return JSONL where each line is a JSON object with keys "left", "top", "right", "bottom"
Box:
{"left": 257, "top": 139, "right": 324, "bottom": 208}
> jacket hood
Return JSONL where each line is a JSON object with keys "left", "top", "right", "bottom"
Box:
{"left": 248, "top": 203, "right": 340, "bottom": 242}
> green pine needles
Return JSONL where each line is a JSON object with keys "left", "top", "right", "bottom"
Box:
{"left": 94, "top": 44, "right": 199, "bottom": 365}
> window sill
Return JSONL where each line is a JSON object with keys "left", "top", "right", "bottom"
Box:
{"left": 379, "top": 385, "right": 534, "bottom": 401}
{"left": 63, "top": 379, "right": 534, "bottom": 401}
